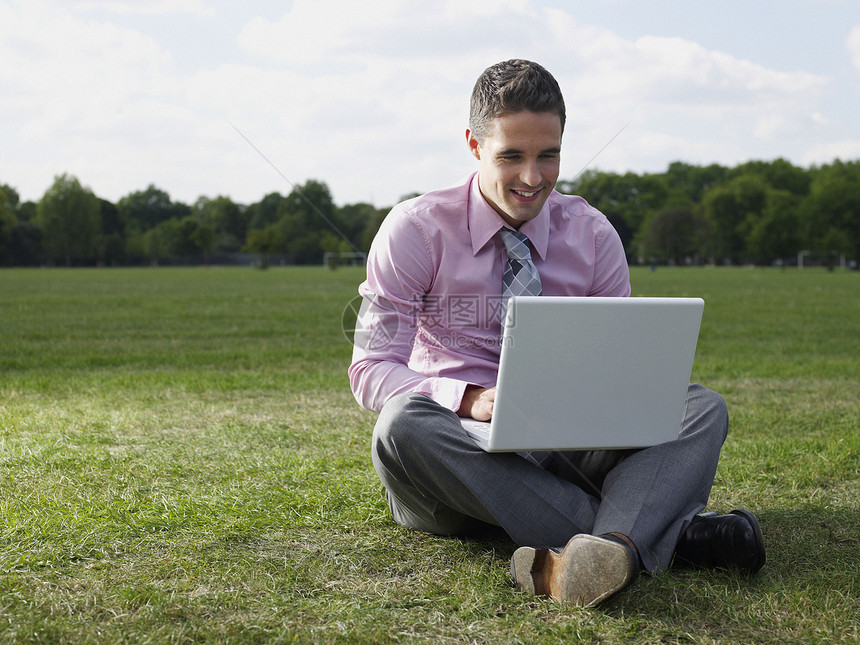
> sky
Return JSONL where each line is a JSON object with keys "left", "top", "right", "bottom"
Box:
{"left": 2, "top": 0, "right": 859, "bottom": 209}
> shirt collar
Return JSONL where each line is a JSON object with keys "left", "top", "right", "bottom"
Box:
{"left": 467, "top": 171, "right": 550, "bottom": 260}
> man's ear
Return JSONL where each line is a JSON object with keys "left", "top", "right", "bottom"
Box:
{"left": 465, "top": 129, "right": 481, "bottom": 160}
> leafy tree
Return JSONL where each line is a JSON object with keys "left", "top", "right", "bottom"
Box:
{"left": 4, "top": 158, "right": 853, "bottom": 268}
{"left": 276, "top": 180, "right": 337, "bottom": 264}
{"left": 638, "top": 207, "right": 710, "bottom": 265}
{"left": 125, "top": 226, "right": 146, "bottom": 264}
{"left": 605, "top": 212, "right": 633, "bottom": 257}
{"left": 334, "top": 202, "right": 377, "bottom": 249}
{"left": 5, "top": 220, "right": 42, "bottom": 266}
{"left": 35, "top": 174, "right": 101, "bottom": 266}
{"left": 173, "top": 216, "right": 215, "bottom": 258}
{"left": 242, "top": 181, "right": 334, "bottom": 264}
{"left": 193, "top": 195, "right": 247, "bottom": 252}
{"left": 320, "top": 231, "right": 355, "bottom": 267}
{"left": 246, "top": 192, "right": 285, "bottom": 231}
{"left": 0, "top": 186, "right": 18, "bottom": 260}
{"left": 1, "top": 188, "right": 41, "bottom": 266}
{"left": 143, "top": 224, "right": 170, "bottom": 266}
{"left": 559, "top": 170, "right": 669, "bottom": 251}
{"left": 817, "top": 227, "right": 852, "bottom": 266}
{"left": 119, "top": 186, "right": 191, "bottom": 263}
{"left": 118, "top": 185, "right": 190, "bottom": 232}
{"left": 800, "top": 160, "right": 860, "bottom": 261}
{"left": 98, "top": 198, "right": 126, "bottom": 266}
{"left": 143, "top": 216, "right": 214, "bottom": 262}
{"left": 244, "top": 224, "right": 286, "bottom": 257}
{"left": 745, "top": 190, "right": 801, "bottom": 264}
{"left": 701, "top": 175, "right": 769, "bottom": 264}
{"left": 17, "top": 200, "right": 36, "bottom": 222}
{"left": 730, "top": 158, "right": 811, "bottom": 197}
{"left": 0, "top": 184, "right": 20, "bottom": 209}
{"left": 664, "top": 162, "right": 729, "bottom": 204}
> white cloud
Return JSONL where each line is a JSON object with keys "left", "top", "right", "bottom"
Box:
{"left": 0, "top": 3, "right": 172, "bottom": 130}
{"left": 517, "top": 15, "right": 831, "bottom": 177}
{"left": 0, "top": 1, "right": 196, "bottom": 200}
{"left": 805, "top": 140, "right": 860, "bottom": 166}
{"left": 238, "top": 0, "right": 539, "bottom": 65}
{"left": 848, "top": 25, "right": 860, "bottom": 71}
{"left": 811, "top": 112, "right": 830, "bottom": 127}
{"left": 754, "top": 114, "right": 799, "bottom": 140}
{"left": 0, "top": 0, "right": 848, "bottom": 207}
{"left": 238, "top": 0, "right": 455, "bottom": 65}
{"left": 573, "top": 33, "right": 826, "bottom": 108}
{"left": 74, "top": 0, "right": 213, "bottom": 15}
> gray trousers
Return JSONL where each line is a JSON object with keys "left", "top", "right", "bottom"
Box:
{"left": 371, "top": 384, "right": 728, "bottom": 572}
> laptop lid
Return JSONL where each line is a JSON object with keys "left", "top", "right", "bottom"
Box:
{"left": 462, "top": 296, "right": 704, "bottom": 452}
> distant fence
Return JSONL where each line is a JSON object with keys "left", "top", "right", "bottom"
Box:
{"left": 154, "top": 253, "right": 294, "bottom": 267}
{"left": 323, "top": 251, "right": 367, "bottom": 269}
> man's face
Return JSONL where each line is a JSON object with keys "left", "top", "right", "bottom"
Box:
{"left": 466, "top": 110, "right": 562, "bottom": 229}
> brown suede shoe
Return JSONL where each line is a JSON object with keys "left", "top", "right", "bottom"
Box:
{"left": 510, "top": 534, "right": 638, "bottom": 607}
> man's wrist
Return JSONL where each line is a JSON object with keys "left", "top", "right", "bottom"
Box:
{"left": 457, "top": 384, "right": 482, "bottom": 417}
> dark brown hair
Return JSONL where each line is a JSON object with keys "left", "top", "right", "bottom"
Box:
{"left": 469, "top": 59, "right": 566, "bottom": 143}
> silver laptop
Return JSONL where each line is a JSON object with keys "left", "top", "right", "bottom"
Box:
{"left": 461, "top": 296, "right": 704, "bottom": 451}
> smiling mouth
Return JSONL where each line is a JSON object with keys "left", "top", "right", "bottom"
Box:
{"left": 511, "top": 188, "right": 542, "bottom": 199}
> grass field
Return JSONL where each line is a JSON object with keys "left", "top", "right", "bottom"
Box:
{"left": 0, "top": 265, "right": 857, "bottom": 644}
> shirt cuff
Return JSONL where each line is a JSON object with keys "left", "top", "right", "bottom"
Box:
{"left": 414, "top": 377, "right": 472, "bottom": 414}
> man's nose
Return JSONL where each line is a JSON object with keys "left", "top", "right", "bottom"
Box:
{"left": 520, "top": 160, "right": 541, "bottom": 186}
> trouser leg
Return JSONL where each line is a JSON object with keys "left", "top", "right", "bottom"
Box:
{"left": 586, "top": 384, "right": 729, "bottom": 571}
{"left": 371, "top": 392, "right": 601, "bottom": 546}
{"left": 371, "top": 384, "right": 728, "bottom": 573}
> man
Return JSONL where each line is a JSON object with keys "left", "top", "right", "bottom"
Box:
{"left": 349, "top": 59, "right": 764, "bottom": 607}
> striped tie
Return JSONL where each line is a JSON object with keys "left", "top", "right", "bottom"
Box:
{"left": 499, "top": 228, "right": 541, "bottom": 326}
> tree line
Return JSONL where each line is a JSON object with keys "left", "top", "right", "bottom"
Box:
{"left": 1, "top": 158, "right": 859, "bottom": 268}
{"left": 563, "top": 158, "right": 859, "bottom": 268}
{"left": 0, "top": 177, "right": 386, "bottom": 268}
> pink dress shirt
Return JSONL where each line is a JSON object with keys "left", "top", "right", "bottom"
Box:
{"left": 349, "top": 172, "right": 631, "bottom": 413}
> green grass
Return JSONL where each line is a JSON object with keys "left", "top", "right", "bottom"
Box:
{"left": 0, "top": 266, "right": 857, "bottom": 644}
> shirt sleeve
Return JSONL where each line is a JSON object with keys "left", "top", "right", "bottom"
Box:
{"left": 589, "top": 216, "right": 632, "bottom": 297}
{"left": 347, "top": 206, "right": 471, "bottom": 413}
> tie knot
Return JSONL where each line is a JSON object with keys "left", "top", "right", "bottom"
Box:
{"left": 498, "top": 228, "right": 533, "bottom": 262}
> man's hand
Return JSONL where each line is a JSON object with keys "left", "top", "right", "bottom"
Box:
{"left": 458, "top": 385, "right": 496, "bottom": 421}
